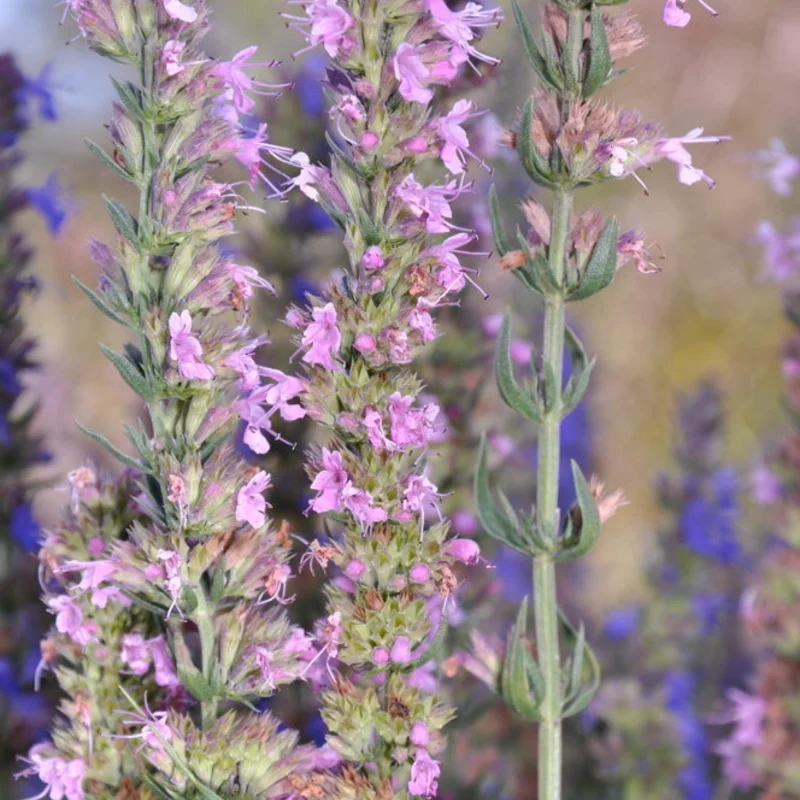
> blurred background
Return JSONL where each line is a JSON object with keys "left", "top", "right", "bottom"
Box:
{"left": 2, "top": 0, "right": 798, "bottom": 611}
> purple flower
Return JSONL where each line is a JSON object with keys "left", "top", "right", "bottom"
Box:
{"left": 25, "top": 173, "right": 68, "bottom": 235}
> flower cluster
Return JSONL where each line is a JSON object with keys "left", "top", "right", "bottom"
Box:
{"left": 23, "top": 2, "right": 325, "bottom": 797}
{"left": 714, "top": 160, "right": 800, "bottom": 798}
{"left": 0, "top": 52, "right": 62, "bottom": 798}
{"left": 282, "top": 0, "right": 502, "bottom": 795}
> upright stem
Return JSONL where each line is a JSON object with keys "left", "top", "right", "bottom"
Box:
{"left": 534, "top": 187, "right": 573, "bottom": 800}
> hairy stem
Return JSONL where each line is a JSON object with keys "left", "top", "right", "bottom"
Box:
{"left": 534, "top": 187, "right": 572, "bottom": 800}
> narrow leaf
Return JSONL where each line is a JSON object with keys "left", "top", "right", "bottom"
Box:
{"left": 110, "top": 77, "right": 145, "bottom": 122}
{"left": 561, "top": 326, "right": 596, "bottom": 417}
{"left": 75, "top": 421, "right": 143, "bottom": 471}
{"left": 474, "top": 436, "right": 532, "bottom": 555}
{"left": 496, "top": 312, "right": 543, "bottom": 422}
{"left": 567, "top": 217, "right": 618, "bottom": 301}
{"left": 488, "top": 184, "right": 509, "bottom": 257}
{"left": 103, "top": 195, "right": 140, "bottom": 249}
{"left": 85, "top": 138, "right": 137, "bottom": 185}
{"left": 501, "top": 597, "right": 542, "bottom": 721}
{"left": 72, "top": 276, "right": 132, "bottom": 328}
{"left": 583, "top": 6, "right": 613, "bottom": 97}
{"left": 100, "top": 344, "right": 153, "bottom": 400}
{"left": 511, "top": 0, "right": 562, "bottom": 90}
{"left": 557, "top": 461, "right": 602, "bottom": 561}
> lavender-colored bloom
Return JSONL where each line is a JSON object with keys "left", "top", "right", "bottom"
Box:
{"left": 25, "top": 173, "right": 68, "bottom": 235}
{"left": 679, "top": 467, "right": 741, "bottom": 566}
{"left": 0, "top": 52, "right": 58, "bottom": 797}
{"left": 603, "top": 606, "right": 641, "bottom": 641}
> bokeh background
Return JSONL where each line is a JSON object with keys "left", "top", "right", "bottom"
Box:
{"left": 2, "top": 0, "right": 799, "bottom": 612}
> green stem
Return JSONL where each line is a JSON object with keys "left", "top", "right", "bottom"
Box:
{"left": 534, "top": 188, "right": 573, "bottom": 800}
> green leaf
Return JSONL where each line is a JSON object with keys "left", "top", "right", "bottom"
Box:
{"left": 501, "top": 597, "right": 542, "bottom": 721}
{"left": 100, "top": 344, "right": 153, "bottom": 400}
{"left": 556, "top": 461, "right": 602, "bottom": 561}
{"left": 511, "top": 0, "right": 563, "bottom": 91}
{"left": 567, "top": 217, "right": 618, "bottom": 301}
{"left": 488, "top": 184, "right": 509, "bottom": 257}
{"left": 103, "top": 195, "right": 140, "bottom": 249}
{"left": 474, "top": 436, "right": 534, "bottom": 555}
{"left": 558, "top": 608, "right": 601, "bottom": 717}
{"left": 495, "top": 312, "right": 543, "bottom": 422}
{"left": 516, "top": 228, "right": 552, "bottom": 294}
{"left": 85, "top": 138, "right": 137, "bottom": 185}
{"left": 583, "top": 6, "right": 612, "bottom": 97}
{"left": 561, "top": 326, "right": 596, "bottom": 418}
{"left": 75, "top": 421, "right": 143, "bottom": 471}
{"left": 110, "top": 77, "right": 145, "bottom": 122}
{"left": 72, "top": 276, "right": 132, "bottom": 328}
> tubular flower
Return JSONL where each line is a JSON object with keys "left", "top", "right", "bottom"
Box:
{"left": 285, "top": 0, "right": 500, "bottom": 795}
{"left": 25, "top": 3, "right": 322, "bottom": 798}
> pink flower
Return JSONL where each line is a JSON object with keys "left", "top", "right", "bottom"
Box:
{"left": 235, "top": 393, "right": 279, "bottom": 455}
{"left": 388, "top": 393, "right": 439, "bottom": 449}
{"left": 213, "top": 47, "right": 282, "bottom": 114}
{"left": 437, "top": 99, "right": 483, "bottom": 175}
{"left": 410, "top": 564, "right": 431, "bottom": 583}
{"left": 161, "top": 40, "right": 186, "bottom": 76}
{"left": 394, "top": 43, "right": 433, "bottom": 104}
{"left": 59, "top": 559, "right": 128, "bottom": 609}
{"left": 396, "top": 174, "right": 463, "bottom": 234}
{"left": 663, "top": 0, "right": 717, "bottom": 28}
{"left": 751, "top": 463, "right": 782, "bottom": 505}
{"left": 227, "top": 261, "right": 276, "bottom": 301}
{"left": 403, "top": 475, "right": 445, "bottom": 524}
{"left": 408, "top": 748, "right": 440, "bottom": 797}
{"left": 148, "top": 635, "right": 181, "bottom": 688}
{"left": 308, "top": 0, "right": 355, "bottom": 58}
{"left": 345, "top": 559, "right": 367, "bottom": 580}
{"left": 260, "top": 368, "right": 308, "bottom": 421}
{"left": 47, "top": 595, "right": 97, "bottom": 647}
{"left": 752, "top": 140, "right": 800, "bottom": 197}
{"left": 373, "top": 646, "right": 390, "bottom": 665}
{"left": 409, "top": 307, "right": 437, "bottom": 342}
{"left": 426, "top": 0, "right": 502, "bottom": 69}
{"left": 410, "top": 722, "right": 430, "bottom": 747}
{"left": 309, "top": 448, "right": 348, "bottom": 513}
{"left": 288, "top": 152, "right": 323, "bottom": 201}
{"left": 168, "top": 310, "right": 214, "bottom": 382}
{"left": 285, "top": 0, "right": 355, "bottom": 59}
{"left": 157, "top": 549, "right": 184, "bottom": 618}
{"left": 163, "top": 0, "right": 198, "bottom": 23}
{"left": 361, "top": 246, "right": 385, "bottom": 270}
{"left": 236, "top": 470, "right": 272, "bottom": 528}
{"left": 18, "top": 744, "right": 87, "bottom": 800}
{"left": 445, "top": 538, "right": 481, "bottom": 565}
{"left": 225, "top": 348, "right": 261, "bottom": 391}
{"left": 233, "top": 124, "right": 297, "bottom": 195}
{"left": 654, "top": 128, "right": 731, "bottom": 188}
{"left": 121, "top": 633, "right": 152, "bottom": 675}
{"left": 301, "top": 302, "right": 341, "bottom": 369}
{"left": 341, "top": 482, "right": 388, "bottom": 528}
{"left": 391, "top": 636, "right": 413, "bottom": 664}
